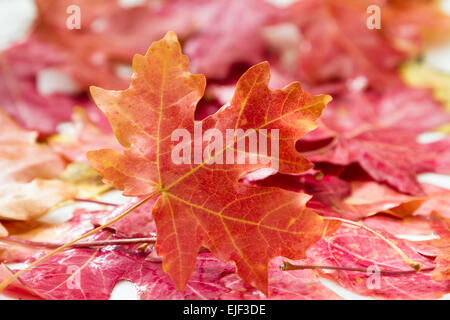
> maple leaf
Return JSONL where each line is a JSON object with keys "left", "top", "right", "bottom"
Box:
{"left": 0, "top": 38, "right": 101, "bottom": 135}
{"left": 413, "top": 214, "right": 450, "bottom": 281}
{"left": 0, "top": 111, "right": 76, "bottom": 221}
{"left": 90, "top": 198, "right": 157, "bottom": 238}
{"left": 86, "top": 31, "right": 331, "bottom": 293}
{"left": 432, "top": 254, "right": 450, "bottom": 281}
{"left": 285, "top": 0, "right": 405, "bottom": 86}
{"left": 33, "top": 0, "right": 215, "bottom": 90}
{"left": 0, "top": 224, "right": 6, "bottom": 238}
{"left": 0, "top": 109, "right": 65, "bottom": 182}
{"left": 0, "top": 264, "right": 42, "bottom": 300}
{"left": 0, "top": 180, "right": 75, "bottom": 222}
{"left": 220, "top": 257, "right": 342, "bottom": 300}
{"left": 59, "top": 162, "right": 111, "bottom": 198}
{"left": 401, "top": 60, "right": 450, "bottom": 111}
{"left": 284, "top": 0, "right": 450, "bottom": 87}
{"left": 304, "top": 225, "right": 450, "bottom": 299}
{"left": 413, "top": 184, "right": 450, "bottom": 219}
{"left": 0, "top": 208, "right": 95, "bottom": 263}
{"left": 184, "top": 0, "right": 282, "bottom": 79}
{"left": 299, "top": 88, "right": 450, "bottom": 195}
{"left": 374, "top": 210, "right": 450, "bottom": 281}
{"left": 379, "top": 0, "right": 450, "bottom": 50}
{"left": 5, "top": 234, "right": 234, "bottom": 300}
{"left": 338, "top": 180, "right": 426, "bottom": 219}
{"left": 49, "top": 108, "right": 120, "bottom": 163}
{"left": 33, "top": 0, "right": 285, "bottom": 87}
{"left": 247, "top": 172, "right": 428, "bottom": 220}
{"left": 362, "top": 214, "right": 436, "bottom": 237}
{"left": 2, "top": 0, "right": 215, "bottom": 135}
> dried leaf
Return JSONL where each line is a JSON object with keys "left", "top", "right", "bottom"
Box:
{"left": 305, "top": 225, "right": 450, "bottom": 299}
{"left": 49, "top": 108, "right": 120, "bottom": 163}
{"left": 286, "top": 0, "right": 450, "bottom": 86}
{"left": 0, "top": 39, "right": 100, "bottom": 136}
{"left": 59, "top": 162, "right": 110, "bottom": 198}
{"left": 301, "top": 88, "right": 450, "bottom": 195}
{"left": 185, "top": 0, "right": 282, "bottom": 78}
{"left": 248, "top": 173, "right": 427, "bottom": 220}
{"left": 0, "top": 179, "right": 76, "bottom": 221}
{"left": 221, "top": 257, "right": 342, "bottom": 300}
{"left": 401, "top": 60, "right": 450, "bottom": 111}
{"left": 34, "top": 0, "right": 215, "bottom": 90}
{"left": 0, "top": 224, "right": 6, "bottom": 237}
{"left": 0, "top": 111, "right": 76, "bottom": 221}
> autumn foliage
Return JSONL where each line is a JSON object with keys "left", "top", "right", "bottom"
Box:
{"left": 0, "top": 0, "right": 449, "bottom": 300}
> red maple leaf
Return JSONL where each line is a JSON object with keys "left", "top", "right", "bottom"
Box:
{"left": 184, "top": 0, "right": 283, "bottom": 79}
{"left": 0, "top": 39, "right": 101, "bottom": 135}
{"left": 299, "top": 88, "right": 450, "bottom": 195}
{"left": 303, "top": 225, "right": 450, "bottom": 299}
{"left": 220, "top": 257, "right": 342, "bottom": 300}
{"left": 86, "top": 31, "right": 332, "bottom": 293}
{"left": 33, "top": 0, "right": 218, "bottom": 90}
{"left": 284, "top": 0, "right": 450, "bottom": 87}
{"left": 89, "top": 197, "right": 157, "bottom": 238}
{"left": 363, "top": 214, "right": 437, "bottom": 237}
{"left": 408, "top": 213, "right": 450, "bottom": 281}
{"left": 1, "top": 239, "right": 234, "bottom": 300}
{"left": 248, "top": 172, "right": 430, "bottom": 220}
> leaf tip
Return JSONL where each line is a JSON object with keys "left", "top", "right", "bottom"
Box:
{"left": 323, "top": 94, "right": 333, "bottom": 105}
{"left": 253, "top": 61, "right": 271, "bottom": 73}
{"left": 164, "top": 30, "right": 179, "bottom": 43}
{"left": 89, "top": 86, "right": 105, "bottom": 101}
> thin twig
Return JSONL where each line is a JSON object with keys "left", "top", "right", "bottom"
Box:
{"left": 74, "top": 198, "right": 119, "bottom": 207}
{"left": 2, "top": 235, "right": 208, "bottom": 254}
{"left": 2, "top": 236, "right": 157, "bottom": 249}
{"left": 281, "top": 261, "right": 434, "bottom": 275}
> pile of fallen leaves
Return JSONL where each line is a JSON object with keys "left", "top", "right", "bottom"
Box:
{"left": 0, "top": 0, "right": 449, "bottom": 300}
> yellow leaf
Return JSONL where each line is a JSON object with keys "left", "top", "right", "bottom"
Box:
{"left": 401, "top": 61, "right": 450, "bottom": 112}
{"left": 60, "top": 162, "right": 110, "bottom": 198}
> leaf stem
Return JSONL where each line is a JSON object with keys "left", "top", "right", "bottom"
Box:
{"left": 281, "top": 261, "right": 433, "bottom": 275}
{"left": 322, "top": 217, "right": 422, "bottom": 271}
{"left": 73, "top": 198, "right": 119, "bottom": 207}
{"left": 2, "top": 235, "right": 208, "bottom": 255}
{"left": 0, "top": 191, "right": 160, "bottom": 292}
{"left": 2, "top": 236, "right": 157, "bottom": 249}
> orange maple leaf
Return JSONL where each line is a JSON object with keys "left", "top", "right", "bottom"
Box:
{"left": 87, "top": 31, "right": 332, "bottom": 293}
